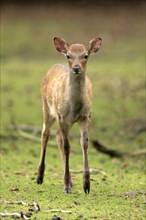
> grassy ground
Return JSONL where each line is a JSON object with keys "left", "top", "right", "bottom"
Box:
{"left": 1, "top": 3, "right": 146, "bottom": 220}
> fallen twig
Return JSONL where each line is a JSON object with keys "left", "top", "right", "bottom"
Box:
{"left": 71, "top": 168, "right": 106, "bottom": 176}
{"left": 4, "top": 200, "right": 27, "bottom": 205}
{"left": 0, "top": 212, "right": 31, "bottom": 219}
{"left": 45, "top": 209, "right": 72, "bottom": 214}
{"left": 90, "top": 168, "right": 106, "bottom": 176}
{"left": 0, "top": 200, "right": 40, "bottom": 219}
{"left": 29, "top": 202, "right": 40, "bottom": 212}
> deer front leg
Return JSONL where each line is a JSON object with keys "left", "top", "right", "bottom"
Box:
{"left": 63, "top": 137, "right": 71, "bottom": 194}
{"left": 79, "top": 118, "right": 90, "bottom": 194}
{"left": 58, "top": 122, "right": 72, "bottom": 194}
{"left": 56, "top": 129, "right": 73, "bottom": 190}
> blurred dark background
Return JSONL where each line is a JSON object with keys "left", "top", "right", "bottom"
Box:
{"left": 0, "top": 0, "right": 145, "bottom": 6}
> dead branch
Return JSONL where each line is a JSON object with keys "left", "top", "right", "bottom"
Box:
{"left": 4, "top": 200, "right": 27, "bottom": 205}
{"left": 17, "top": 129, "right": 56, "bottom": 147}
{"left": 18, "top": 129, "right": 40, "bottom": 142}
{"left": 11, "top": 124, "right": 42, "bottom": 134}
{"left": 9, "top": 124, "right": 79, "bottom": 139}
{"left": 1, "top": 200, "right": 41, "bottom": 211}
{"left": 5, "top": 123, "right": 146, "bottom": 158}
{"left": 0, "top": 200, "right": 40, "bottom": 219}
{"left": 71, "top": 168, "right": 106, "bottom": 176}
{"left": 29, "top": 202, "right": 40, "bottom": 212}
{"left": 45, "top": 209, "right": 72, "bottom": 214}
{"left": 92, "top": 140, "right": 124, "bottom": 158}
{"left": 9, "top": 124, "right": 55, "bottom": 136}
{"left": 0, "top": 212, "right": 31, "bottom": 219}
{"left": 92, "top": 140, "right": 146, "bottom": 158}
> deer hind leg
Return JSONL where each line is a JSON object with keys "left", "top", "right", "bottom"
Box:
{"left": 37, "top": 109, "right": 54, "bottom": 184}
{"left": 56, "top": 129, "right": 73, "bottom": 191}
{"left": 79, "top": 117, "right": 90, "bottom": 194}
{"left": 56, "top": 129, "right": 65, "bottom": 162}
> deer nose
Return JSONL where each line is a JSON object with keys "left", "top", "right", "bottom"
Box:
{"left": 73, "top": 65, "right": 80, "bottom": 74}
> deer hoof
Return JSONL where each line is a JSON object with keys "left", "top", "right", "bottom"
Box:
{"left": 37, "top": 176, "right": 43, "bottom": 184}
{"left": 64, "top": 187, "right": 71, "bottom": 194}
{"left": 83, "top": 182, "right": 90, "bottom": 194}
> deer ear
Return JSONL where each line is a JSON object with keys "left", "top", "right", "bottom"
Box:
{"left": 88, "top": 37, "right": 102, "bottom": 54}
{"left": 54, "top": 37, "right": 68, "bottom": 54}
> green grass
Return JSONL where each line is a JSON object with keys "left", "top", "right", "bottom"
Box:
{"left": 1, "top": 4, "right": 146, "bottom": 220}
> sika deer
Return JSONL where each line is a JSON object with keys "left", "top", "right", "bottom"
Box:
{"left": 37, "top": 37, "right": 102, "bottom": 194}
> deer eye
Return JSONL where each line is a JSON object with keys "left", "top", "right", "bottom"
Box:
{"left": 66, "top": 55, "right": 70, "bottom": 59}
{"left": 84, "top": 55, "right": 88, "bottom": 59}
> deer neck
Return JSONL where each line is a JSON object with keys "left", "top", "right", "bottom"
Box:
{"left": 66, "top": 71, "right": 86, "bottom": 115}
